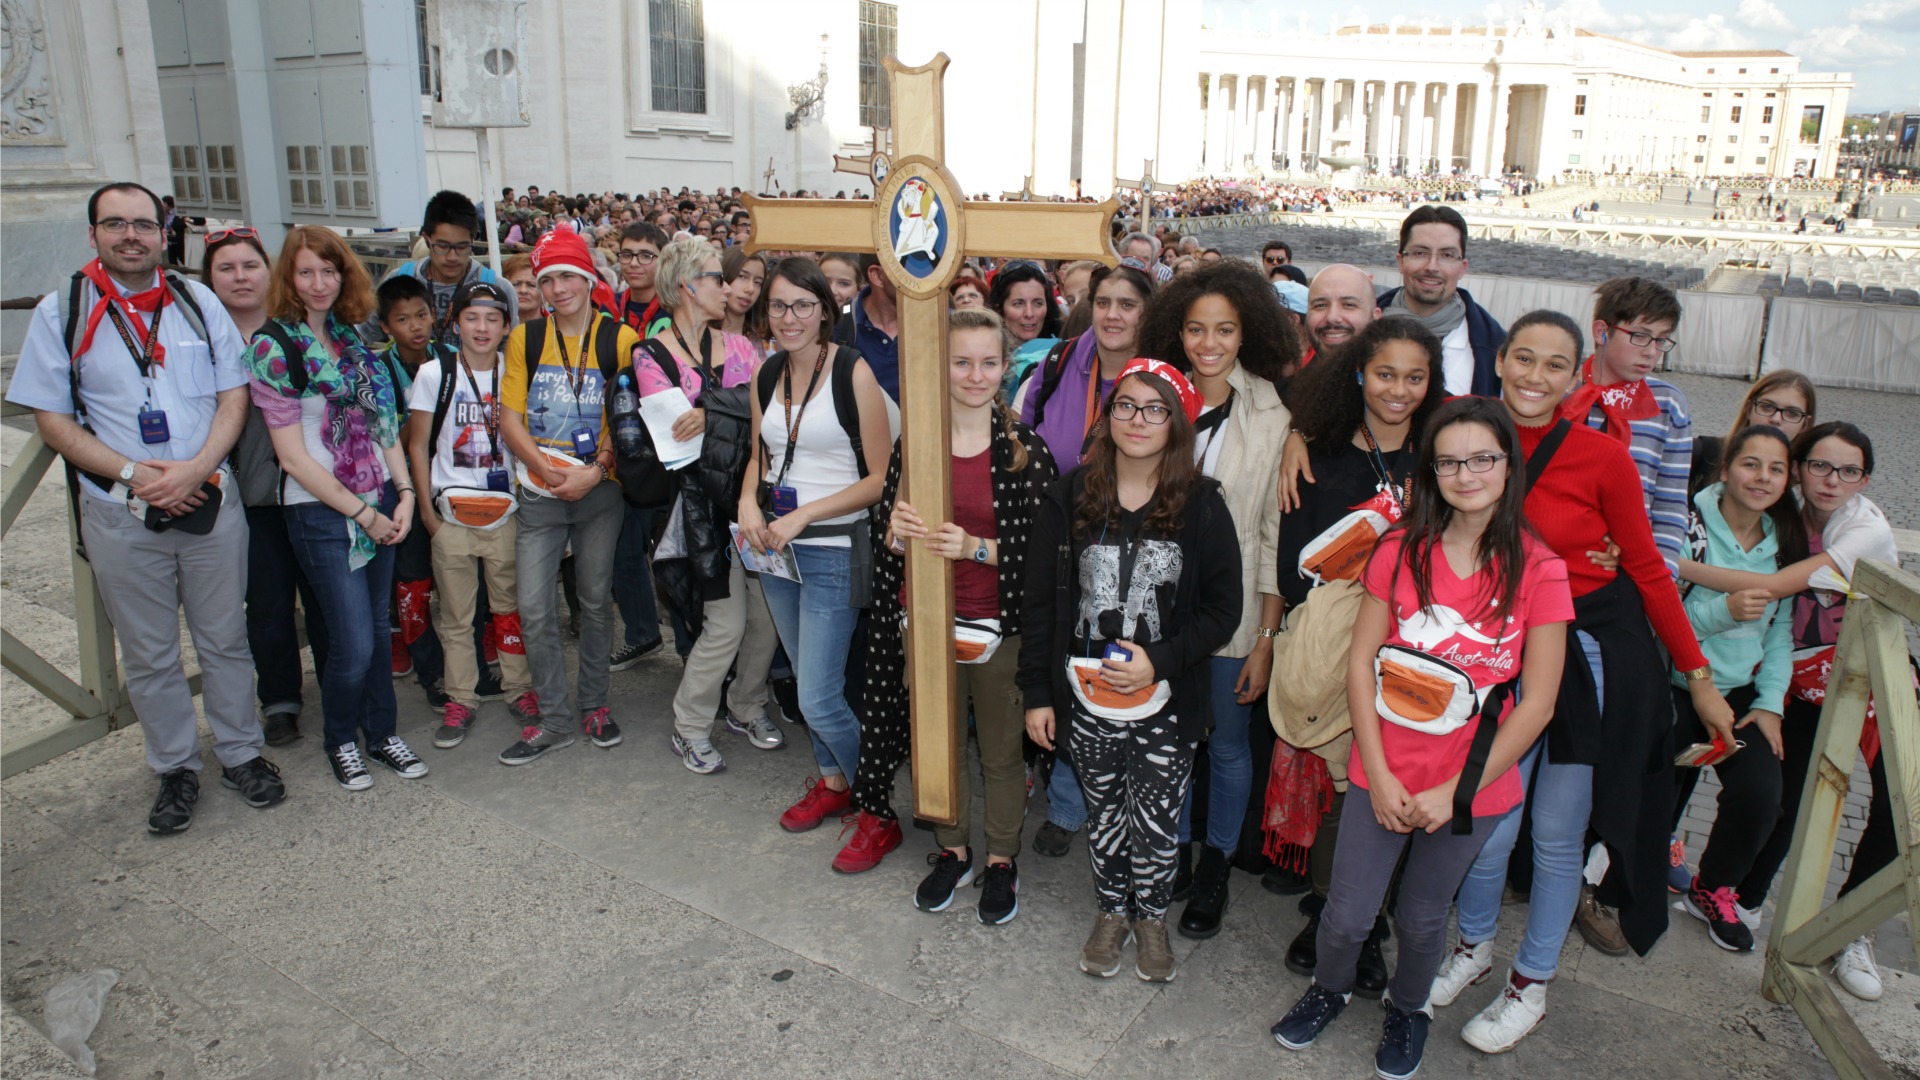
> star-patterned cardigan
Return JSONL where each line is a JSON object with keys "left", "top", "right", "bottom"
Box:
{"left": 851, "top": 407, "right": 1059, "bottom": 820}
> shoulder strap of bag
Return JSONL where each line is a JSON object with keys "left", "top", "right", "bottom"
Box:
{"left": 426, "top": 361, "right": 459, "bottom": 459}
{"left": 832, "top": 347, "right": 867, "bottom": 480}
{"left": 162, "top": 271, "right": 209, "bottom": 344}
{"left": 523, "top": 316, "right": 549, "bottom": 380}
{"left": 1524, "top": 419, "right": 1573, "bottom": 492}
{"left": 635, "top": 338, "right": 684, "bottom": 398}
{"left": 756, "top": 351, "right": 787, "bottom": 411}
{"left": 255, "top": 321, "right": 307, "bottom": 394}
{"left": 1450, "top": 680, "right": 1516, "bottom": 835}
{"left": 1029, "top": 335, "right": 1078, "bottom": 428}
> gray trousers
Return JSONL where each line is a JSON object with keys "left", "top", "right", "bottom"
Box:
{"left": 672, "top": 561, "right": 779, "bottom": 741}
{"left": 1316, "top": 790, "right": 1496, "bottom": 1009}
{"left": 515, "top": 482, "right": 622, "bottom": 733}
{"left": 79, "top": 491, "right": 262, "bottom": 775}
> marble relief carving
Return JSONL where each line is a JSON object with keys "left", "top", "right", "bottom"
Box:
{"left": 2, "top": 0, "right": 62, "bottom": 144}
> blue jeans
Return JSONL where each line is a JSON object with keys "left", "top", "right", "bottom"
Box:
{"left": 284, "top": 485, "right": 399, "bottom": 752}
{"left": 758, "top": 544, "right": 861, "bottom": 779}
{"left": 1048, "top": 752, "right": 1087, "bottom": 831}
{"left": 245, "top": 505, "right": 328, "bottom": 713}
{"left": 1177, "top": 655, "right": 1257, "bottom": 854}
{"left": 1454, "top": 631, "right": 1602, "bottom": 981}
{"left": 612, "top": 503, "right": 665, "bottom": 649}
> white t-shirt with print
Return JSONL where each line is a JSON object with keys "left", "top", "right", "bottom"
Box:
{"left": 407, "top": 357, "right": 514, "bottom": 494}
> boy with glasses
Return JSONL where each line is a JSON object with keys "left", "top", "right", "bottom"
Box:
{"left": 614, "top": 223, "right": 671, "bottom": 339}
{"left": 372, "top": 189, "right": 518, "bottom": 349}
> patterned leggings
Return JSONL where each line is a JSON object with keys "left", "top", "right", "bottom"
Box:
{"left": 1068, "top": 704, "right": 1198, "bottom": 919}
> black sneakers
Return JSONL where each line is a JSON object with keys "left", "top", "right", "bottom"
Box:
{"left": 330, "top": 742, "right": 373, "bottom": 791}
{"left": 148, "top": 768, "right": 200, "bottom": 834}
{"left": 1272, "top": 983, "right": 1350, "bottom": 1050}
{"left": 914, "top": 849, "right": 976, "bottom": 912}
{"left": 365, "top": 736, "right": 429, "bottom": 779}
{"left": 1031, "top": 820, "right": 1077, "bottom": 858}
{"left": 609, "top": 637, "right": 663, "bottom": 672}
{"left": 977, "top": 860, "right": 1019, "bottom": 926}
{"left": 261, "top": 711, "right": 301, "bottom": 747}
{"left": 220, "top": 757, "right": 287, "bottom": 808}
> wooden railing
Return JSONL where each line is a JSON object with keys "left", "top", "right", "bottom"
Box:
{"left": 1761, "top": 558, "right": 1920, "bottom": 1079}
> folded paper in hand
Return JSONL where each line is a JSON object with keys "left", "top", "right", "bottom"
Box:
{"left": 640, "top": 388, "right": 703, "bottom": 469}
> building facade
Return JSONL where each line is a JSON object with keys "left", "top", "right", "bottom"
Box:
{"left": 1195, "top": 2, "right": 1853, "bottom": 181}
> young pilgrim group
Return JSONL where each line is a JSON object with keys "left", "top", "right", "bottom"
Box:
{"left": 18, "top": 183, "right": 1902, "bottom": 1080}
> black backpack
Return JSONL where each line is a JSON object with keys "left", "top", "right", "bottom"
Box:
{"left": 518, "top": 314, "right": 676, "bottom": 508}
{"left": 1024, "top": 334, "right": 1080, "bottom": 429}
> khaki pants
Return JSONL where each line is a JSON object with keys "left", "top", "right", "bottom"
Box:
{"left": 672, "top": 560, "right": 780, "bottom": 741}
{"left": 430, "top": 517, "right": 532, "bottom": 708}
{"left": 932, "top": 635, "right": 1027, "bottom": 859}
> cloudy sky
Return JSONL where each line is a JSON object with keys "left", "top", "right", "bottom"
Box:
{"left": 1211, "top": 0, "right": 1919, "bottom": 110}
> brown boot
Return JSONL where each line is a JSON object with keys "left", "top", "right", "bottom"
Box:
{"left": 1134, "top": 916, "right": 1177, "bottom": 982}
{"left": 1079, "top": 912, "right": 1133, "bottom": 978}
{"left": 1574, "top": 884, "right": 1630, "bottom": 956}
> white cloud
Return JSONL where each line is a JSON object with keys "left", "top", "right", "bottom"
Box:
{"left": 1736, "top": 0, "right": 1796, "bottom": 32}
{"left": 1849, "top": 0, "right": 1920, "bottom": 29}
{"left": 1796, "top": 22, "right": 1910, "bottom": 63}
{"left": 1628, "top": 14, "right": 1759, "bottom": 51}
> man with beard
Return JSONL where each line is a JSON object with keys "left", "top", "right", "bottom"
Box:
{"left": 1375, "top": 205, "right": 1505, "bottom": 396}
{"left": 1304, "top": 263, "right": 1381, "bottom": 367}
{"left": 7, "top": 182, "right": 284, "bottom": 832}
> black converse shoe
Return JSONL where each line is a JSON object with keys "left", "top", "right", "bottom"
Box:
{"left": 365, "top": 735, "right": 429, "bottom": 779}
{"left": 330, "top": 743, "right": 374, "bottom": 791}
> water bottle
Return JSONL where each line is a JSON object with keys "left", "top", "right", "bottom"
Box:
{"left": 612, "top": 374, "right": 644, "bottom": 459}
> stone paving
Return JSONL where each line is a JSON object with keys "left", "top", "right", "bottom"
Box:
{"left": 2, "top": 365, "right": 1917, "bottom": 1077}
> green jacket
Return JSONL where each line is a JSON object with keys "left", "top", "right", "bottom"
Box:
{"left": 1670, "top": 483, "right": 1792, "bottom": 715}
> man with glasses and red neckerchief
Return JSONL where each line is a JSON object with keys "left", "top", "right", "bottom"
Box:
{"left": 6, "top": 181, "right": 286, "bottom": 834}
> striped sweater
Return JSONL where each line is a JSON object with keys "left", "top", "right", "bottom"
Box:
{"left": 1573, "top": 375, "right": 1692, "bottom": 579}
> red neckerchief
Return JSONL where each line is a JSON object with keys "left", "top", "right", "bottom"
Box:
{"left": 619, "top": 291, "right": 661, "bottom": 334}
{"left": 1558, "top": 355, "right": 1657, "bottom": 445}
{"left": 75, "top": 260, "right": 170, "bottom": 366}
{"left": 1300, "top": 346, "right": 1316, "bottom": 367}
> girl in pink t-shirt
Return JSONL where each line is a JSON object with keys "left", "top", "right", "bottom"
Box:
{"left": 1273, "top": 396, "right": 1571, "bottom": 1079}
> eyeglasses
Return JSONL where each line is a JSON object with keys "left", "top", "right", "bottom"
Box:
{"left": 616, "top": 249, "right": 659, "bottom": 264}
{"left": 1603, "top": 323, "right": 1678, "bottom": 353}
{"left": 1399, "top": 247, "right": 1465, "bottom": 267}
{"left": 96, "top": 218, "right": 162, "bottom": 237}
{"left": 1110, "top": 400, "right": 1172, "bottom": 424}
{"left": 1750, "top": 398, "right": 1808, "bottom": 425}
{"left": 428, "top": 241, "right": 474, "bottom": 257}
{"left": 1432, "top": 452, "right": 1510, "bottom": 476}
{"left": 205, "top": 226, "right": 259, "bottom": 245}
{"left": 1801, "top": 458, "right": 1867, "bottom": 484}
{"left": 768, "top": 299, "right": 821, "bottom": 319}
{"left": 691, "top": 271, "right": 726, "bottom": 286}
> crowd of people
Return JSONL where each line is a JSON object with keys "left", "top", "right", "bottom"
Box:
{"left": 13, "top": 181, "right": 1907, "bottom": 1080}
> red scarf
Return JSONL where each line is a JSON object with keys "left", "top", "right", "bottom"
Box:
{"left": 1557, "top": 356, "right": 1656, "bottom": 445}
{"left": 74, "top": 260, "right": 170, "bottom": 367}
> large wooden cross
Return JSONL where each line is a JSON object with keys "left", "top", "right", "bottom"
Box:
{"left": 743, "top": 54, "right": 1117, "bottom": 825}
{"left": 1115, "top": 158, "right": 1178, "bottom": 221}
{"left": 1001, "top": 175, "right": 1037, "bottom": 203}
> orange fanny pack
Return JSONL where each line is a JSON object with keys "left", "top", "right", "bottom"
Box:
{"left": 1373, "top": 645, "right": 1484, "bottom": 735}
{"left": 433, "top": 487, "right": 517, "bottom": 531}
{"left": 1067, "top": 657, "right": 1171, "bottom": 721}
{"left": 1299, "top": 508, "right": 1390, "bottom": 585}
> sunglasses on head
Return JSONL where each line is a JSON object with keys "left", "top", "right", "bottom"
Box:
{"left": 204, "top": 226, "right": 259, "bottom": 245}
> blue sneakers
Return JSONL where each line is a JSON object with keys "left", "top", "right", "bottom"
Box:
{"left": 1272, "top": 983, "right": 1350, "bottom": 1050}
{"left": 1375, "top": 997, "right": 1431, "bottom": 1080}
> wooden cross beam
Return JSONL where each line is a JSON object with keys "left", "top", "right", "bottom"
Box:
{"left": 1001, "top": 175, "right": 1037, "bottom": 203}
{"left": 743, "top": 54, "right": 1118, "bottom": 826}
{"left": 762, "top": 157, "right": 778, "bottom": 194}
{"left": 833, "top": 127, "right": 893, "bottom": 189}
{"left": 1115, "top": 158, "right": 1178, "bottom": 220}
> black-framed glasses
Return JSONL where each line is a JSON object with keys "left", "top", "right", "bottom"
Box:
{"left": 1110, "top": 400, "right": 1171, "bottom": 424}
{"left": 616, "top": 249, "right": 659, "bottom": 264}
{"left": 691, "top": 271, "right": 726, "bottom": 286}
{"left": 96, "top": 218, "right": 162, "bottom": 236}
{"left": 428, "top": 240, "right": 474, "bottom": 256}
{"left": 1432, "top": 452, "right": 1510, "bottom": 476}
{"left": 1603, "top": 323, "right": 1678, "bottom": 353}
{"left": 1801, "top": 458, "right": 1867, "bottom": 483}
{"left": 768, "top": 299, "right": 820, "bottom": 318}
{"left": 1751, "top": 398, "right": 1808, "bottom": 425}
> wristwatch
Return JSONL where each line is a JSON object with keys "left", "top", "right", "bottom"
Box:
{"left": 1255, "top": 627, "right": 1282, "bottom": 639}
{"left": 119, "top": 461, "right": 138, "bottom": 483}
{"left": 1682, "top": 665, "right": 1715, "bottom": 683}
{"left": 971, "top": 537, "right": 990, "bottom": 563}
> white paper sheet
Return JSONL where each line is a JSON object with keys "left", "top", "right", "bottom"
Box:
{"left": 639, "top": 388, "right": 703, "bottom": 469}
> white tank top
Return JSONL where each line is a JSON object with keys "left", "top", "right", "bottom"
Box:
{"left": 761, "top": 357, "right": 864, "bottom": 547}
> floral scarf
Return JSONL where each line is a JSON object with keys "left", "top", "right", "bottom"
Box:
{"left": 247, "top": 314, "right": 403, "bottom": 569}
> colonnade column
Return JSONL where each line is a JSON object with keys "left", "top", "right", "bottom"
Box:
{"left": 1433, "top": 82, "right": 1454, "bottom": 174}
{"left": 1204, "top": 72, "right": 1226, "bottom": 174}
{"left": 1284, "top": 77, "right": 1303, "bottom": 170}
{"left": 1251, "top": 76, "right": 1274, "bottom": 171}
{"left": 1484, "top": 75, "right": 1510, "bottom": 175}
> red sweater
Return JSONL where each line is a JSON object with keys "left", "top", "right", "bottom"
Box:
{"left": 1518, "top": 419, "right": 1708, "bottom": 671}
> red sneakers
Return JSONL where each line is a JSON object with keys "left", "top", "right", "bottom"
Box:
{"left": 390, "top": 634, "right": 413, "bottom": 679}
{"left": 779, "top": 777, "right": 852, "bottom": 833}
{"left": 831, "top": 811, "right": 903, "bottom": 873}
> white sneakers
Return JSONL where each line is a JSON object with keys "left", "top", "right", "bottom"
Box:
{"left": 1461, "top": 975, "right": 1548, "bottom": 1054}
{"left": 1429, "top": 940, "right": 1495, "bottom": 1008}
{"left": 1834, "top": 935, "right": 1884, "bottom": 1001}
